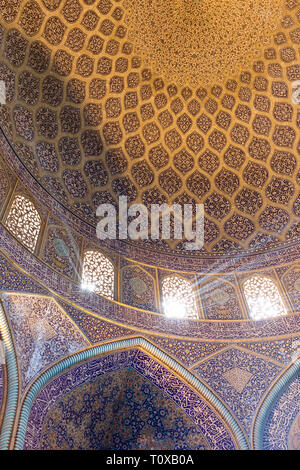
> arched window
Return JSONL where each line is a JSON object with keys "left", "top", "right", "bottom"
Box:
{"left": 81, "top": 250, "right": 114, "bottom": 299}
{"left": 243, "top": 275, "right": 287, "bottom": 320}
{"left": 161, "top": 275, "right": 198, "bottom": 319}
{"left": 4, "top": 194, "right": 41, "bottom": 252}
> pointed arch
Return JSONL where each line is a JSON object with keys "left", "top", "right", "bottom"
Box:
{"left": 161, "top": 274, "right": 198, "bottom": 318}
{"left": 13, "top": 337, "right": 248, "bottom": 450}
{"left": 4, "top": 194, "right": 42, "bottom": 253}
{"left": 81, "top": 250, "right": 115, "bottom": 299}
{"left": 0, "top": 299, "right": 19, "bottom": 450}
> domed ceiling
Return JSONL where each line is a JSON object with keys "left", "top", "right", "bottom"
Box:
{"left": 0, "top": 0, "right": 299, "bottom": 257}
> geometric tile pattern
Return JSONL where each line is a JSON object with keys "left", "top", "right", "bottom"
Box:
{"left": 39, "top": 368, "right": 210, "bottom": 450}
{"left": 146, "top": 335, "right": 228, "bottom": 367}
{"left": 60, "top": 300, "right": 137, "bottom": 344}
{"left": 1, "top": 293, "right": 88, "bottom": 392}
{"left": 23, "top": 349, "right": 236, "bottom": 450}
{"left": 0, "top": 251, "right": 46, "bottom": 296}
{"left": 0, "top": 365, "right": 3, "bottom": 417}
{"left": 263, "top": 375, "right": 300, "bottom": 450}
{"left": 288, "top": 411, "right": 300, "bottom": 450}
{"left": 124, "top": 0, "right": 282, "bottom": 86}
{"left": 193, "top": 347, "right": 283, "bottom": 437}
{"left": 239, "top": 338, "right": 300, "bottom": 365}
{"left": 41, "top": 224, "right": 81, "bottom": 280}
{"left": 223, "top": 367, "right": 253, "bottom": 393}
{"left": 0, "top": 0, "right": 299, "bottom": 257}
{"left": 121, "top": 265, "right": 157, "bottom": 312}
{"left": 199, "top": 276, "right": 244, "bottom": 320}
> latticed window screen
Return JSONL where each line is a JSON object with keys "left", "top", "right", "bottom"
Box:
{"left": 81, "top": 250, "right": 115, "bottom": 299}
{"left": 243, "top": 275, "right": 287, "bottom": 320}
{"left": 5, "top": 195, "right": 41, "bottom": 252}
{"left": 162, "top": 275, "right": 198, "bottom": 318}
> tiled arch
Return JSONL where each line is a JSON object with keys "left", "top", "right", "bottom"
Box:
{"left": 14, "top": 338, "right": 249, "bottom": 450}
{"left": 252, "top": 359, "right": 300, "bottom": 449}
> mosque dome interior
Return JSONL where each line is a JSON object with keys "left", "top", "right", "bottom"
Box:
{"left": 0, "top": 0, "right": 299, "bottom": 451}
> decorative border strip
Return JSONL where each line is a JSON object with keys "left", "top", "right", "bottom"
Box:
{"left": 14, "top": 337, "right": 249, "bottom": 450}
{"left": 0, "top": 301, "right": 18, "bottom": 450}
{"left": 252, "top": 359, "right": 300, "bottom": 449}
{"left": 1, "top": 242, "right": 299, "bottom": 341}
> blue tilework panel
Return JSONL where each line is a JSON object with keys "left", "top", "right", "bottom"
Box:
{"left": 263, "top": 374, "right": 300, "bottom": 450}
{"left": 193, "top": 347, "right": 283, "bottom": 437}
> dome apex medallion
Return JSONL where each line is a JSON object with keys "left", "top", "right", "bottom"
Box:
{"left": 124, "top": 0, "right": 284, "bottom": 86}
